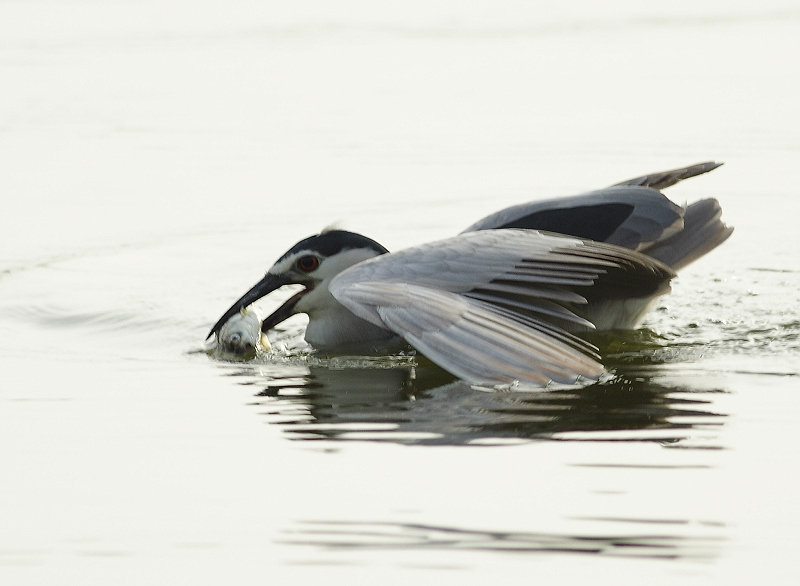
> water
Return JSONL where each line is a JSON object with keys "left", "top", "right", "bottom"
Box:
{"left": 2, "top": 1, "right": 799, "bottom": 583}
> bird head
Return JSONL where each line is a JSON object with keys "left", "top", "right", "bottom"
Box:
{"left": 207, "top": 230, "right": 388, "bottom": 342}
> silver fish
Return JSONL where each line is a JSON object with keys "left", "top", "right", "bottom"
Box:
{"left": 216, "top": 307, "right": 271, "bottom": 355}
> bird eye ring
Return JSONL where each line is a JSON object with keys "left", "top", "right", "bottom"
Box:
{"left": 296, "top": 255, "right": 320, "bottom": 272}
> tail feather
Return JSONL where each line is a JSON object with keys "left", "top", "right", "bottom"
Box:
{"left": 644, "top": 198, "right": 733, "bottom": 271}
{"left": 613, "top": 161, "right": 723, "bottom": 191}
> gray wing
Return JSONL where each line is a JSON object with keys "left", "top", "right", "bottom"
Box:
{"left": 611, "top": 161, "right": 722, "bottom": 190}
{"left": 461, "top": 161, "right": 725, "bottom": 256}
{"left": 644, "top": 197, "right": 733, "bottom": 271}
{"left": 462, "top": 187, "right": 684, "bottom": 251}
{"left": 329, "top": 230, "right": 674, "bottom": 387}
{"left": 339, "top": 281, "right": 603, "bottom": 387}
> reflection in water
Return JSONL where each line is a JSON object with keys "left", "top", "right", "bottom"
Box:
{"left": 281, "top": 520, "right": 723, "bottom": 561}
{"left": 222, "top": 333, "right": 728, "bottom": 446}
{"left": 219, "top": 332, "right": 731, "bottom": 564}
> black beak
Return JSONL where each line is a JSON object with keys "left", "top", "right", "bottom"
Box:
{"left": 206, "top": 273, "right": 289, "bottom": 341}
{"left": 260, "top": 288, "right": 307, "bottom": 334}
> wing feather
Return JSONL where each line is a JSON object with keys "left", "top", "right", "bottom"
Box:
{"left": 461, "top": 187, "right": 684, "bottom": 251}
{"left": 465, "top": 291, "right": 595, "bottom": 329}
{"left": 460, "top": 162, "right": 728, "bottom": 269}
{"left": 330, "top": 230, "right": 672, "bottom": 387}
{"left": 354, "top": 282, "right": 604, "bottom": 386}
{"left": 612, "top": 161, "right": 722, "bottom": 190}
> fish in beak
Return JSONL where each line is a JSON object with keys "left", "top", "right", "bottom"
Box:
{"left": 216, "top": 307, "right": 270, "bottom": 355}
{"left": 206, "top": 273, "right": 308, "bottom": 342}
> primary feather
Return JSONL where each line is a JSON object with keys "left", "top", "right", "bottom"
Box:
{"left": 330, "top": 230, "right": 673, "bottom": 387}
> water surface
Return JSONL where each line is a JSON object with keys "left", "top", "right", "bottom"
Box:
{"left": 2, "top": 1, "right": 799, "bottom": 584}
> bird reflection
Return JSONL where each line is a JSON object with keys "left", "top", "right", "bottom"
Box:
{"left": 281, "top": 520, "right": 723, "bottom": 561}
{"left": 231, "top": 334, "right": 727, "bottom": 446}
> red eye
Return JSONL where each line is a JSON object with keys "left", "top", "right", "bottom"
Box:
{"left": 296, "top": 255, "right": 320, "bottom": 272}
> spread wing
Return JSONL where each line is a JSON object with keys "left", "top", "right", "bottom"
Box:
{"left": 329, "top": 230, "right": 674, "bottom": 387}
{"left": 461, "top": 162, "right": 724, "bottom": 254}
{"left": 340, "top": 282, "right": 603, "bottom": 387}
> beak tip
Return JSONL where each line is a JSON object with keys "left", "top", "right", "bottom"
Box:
{"left": 206, "top": 273, "right": 285, "bottom": 345}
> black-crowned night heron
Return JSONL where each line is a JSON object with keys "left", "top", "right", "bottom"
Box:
{"left": 208, "top": 162, "right": 732, "bottom": 387}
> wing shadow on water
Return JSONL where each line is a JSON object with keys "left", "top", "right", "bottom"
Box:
{"left": 226, "top": 330, "right": 728, "bottom": 447}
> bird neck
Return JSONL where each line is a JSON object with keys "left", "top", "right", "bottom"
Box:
{"left": 304, "top": 301, "right": 395, "bottom": 348}
{"left": 296, "top": 280, "right": 394, "bottom": 348}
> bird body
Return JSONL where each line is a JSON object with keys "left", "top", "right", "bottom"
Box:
{"left": 208, "top": 162, "right": 732, "bottom": 387}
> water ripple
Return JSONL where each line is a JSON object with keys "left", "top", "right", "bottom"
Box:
{"left": 282, "top": 520, "right": 723, "bottom": 561}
